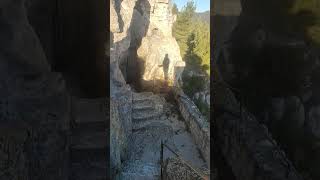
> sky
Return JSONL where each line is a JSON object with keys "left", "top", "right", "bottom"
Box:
{"left": 173, "top": 0, "right": 210, "bottom": 13}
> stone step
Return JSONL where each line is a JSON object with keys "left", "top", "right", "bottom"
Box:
{"left": 128, "top": 125, "right": 173, "bottom": 162}
{"left": 133, "top": 100, "right": 155, "bottom": 110}
{"left": 71, "top": 130, "right": 106, "bottom": 150}
{"left": 132, "top": 120, "right": 170, "bottom": 131}
{"left": 72, "top": 97, "right": 107, "bottom": 124}
{"left": 132, "top": 110, "right": 159, "bottom": 121}
{"left": 133, "top": 107, "right": 158, "bottom": 114}
{"left": 133, "top": 104, "right": 154, "bottom": 111}
{"left": 70, "top": 148, "right": 107, "bottom": 163}
{"left": 72, "top": 121, "right": 106, "bottom": 134}
{"left": 121, "top": 161, "right": 159, "bottom": 180}
{"left": 120, "top": 173, "right": 159, "bottom": 180}
{"left": 133, "top": 97, "right": 155, "bottom": 104}
{"left": 133, "top": 99, "right": 155, "bottom": 107}
{"left": 133, "top": 92, "right": 154, "bottom": 100}
{"left": 70, "top": 162, "right": 106, "bottom": 180}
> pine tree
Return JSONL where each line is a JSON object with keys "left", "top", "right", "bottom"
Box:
{"left": 172, "top": 3, "right": 179, "bottom": 15}
{"left": 193, "top": 20, "right": 210, "bottom": 74}
{"left": 173, "top": 1, "right": 196, "bottom": 57}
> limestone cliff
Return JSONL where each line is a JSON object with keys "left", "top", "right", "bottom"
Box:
{"left": 215, "top": 0, "right": 320, "bottom": 179}
{"left": 110, "top": 0, "right": 186, "bottom": 178}
{"left": 0, "top": 0, "right": 69, "bottom": 179}
{"left": 137, "top": 0, "right": 185, "bottom": 86}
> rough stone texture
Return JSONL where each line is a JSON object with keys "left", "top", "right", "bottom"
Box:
{"left": 0, "top": 0, "right": 50, "bottom": 72}
{"left": 110, "top": 1, "right": 136, "bottom": 178}
{"left": 26, "top": 0, "right": 55, "bottom": 65}
{"left": 163, "top": 157, "right": 209, "bottom": 180}
{"left": 110, "top": 100, "right": 123, "bottom": 179}
{"left": 0, "top": 0, "right": 69, "bottom": 179}
{"left": 0, "top": 125, "right": 29, "bottom": 180}
{"left": 137, "top": 0, "right": 185, "bottom": 85}
{"left": 110, "top": 3, "right": 134, "bottom": 172}
{"left": 69, "top": 97, "right": 107, "bottom": 180}
{"left": 173, "top": 87, "right": 210, "bottom": 166}
{"left": 138, "top": 35, "right": 184, "bottom": 83}
{"left": 110, "top": 0, "right": 184, "bottom": 86}
{"left": 110, "top": 0, "right": 135, "bottom": 148}
{"left": 306, "top": 105, "right": 320, "bottom": 139}
{"left": 215, "top": 1, "right": 320, "bottom": 179}
{"left": 213, "top": 0, "right": 241, "bottom": 64}
{"left": 110, "top": 1, "right": 206, "bottom": 179}
{"left": 111, "top": 0, "right": 137, "bottom": 68}
{"left": 121, "top": 92, "right": 207, "bottom": 179}
{"left": 109, "top": 88, "right": 133, "bottom": 178}
{"left": 213, "top": 71, "right": 303, "bottom": 180}
{"left": 120, "top": 92, "right": 167, "bottom": 179}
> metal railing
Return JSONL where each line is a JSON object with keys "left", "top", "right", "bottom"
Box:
{"left": 160, "top": 140, "right": 209, "bottom": 180}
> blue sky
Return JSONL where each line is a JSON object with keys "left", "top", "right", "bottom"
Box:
{"left": 173, "top": 0, "right": 210, "bottom": 12}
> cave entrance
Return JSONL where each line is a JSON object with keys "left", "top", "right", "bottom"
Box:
{"left": 120, "top": 46, "right": 145, "bottom": 92}
{"left": 28, "top": 0, "right": 107, "bottom": 98}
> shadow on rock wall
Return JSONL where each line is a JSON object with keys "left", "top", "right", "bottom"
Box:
{"left": 116, "top": 0, "right": 151, "bottom": 91}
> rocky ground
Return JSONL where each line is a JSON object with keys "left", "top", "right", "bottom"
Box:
{"left": 120, "top": 92, "right": 208, "bottom": 179}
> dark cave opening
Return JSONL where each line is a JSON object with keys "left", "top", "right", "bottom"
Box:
{"left": 27, "top": 0, "right": 107, "bottom": 98}
{"left": 116, "top": 0, "right": 151, "bottom": 93}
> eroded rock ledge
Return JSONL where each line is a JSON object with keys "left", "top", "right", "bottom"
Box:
{"left": 173, "top": 87, "right": 210, "bottom": 166}
{"left": 213, "top": 71, "right": 303, "bottom": 180}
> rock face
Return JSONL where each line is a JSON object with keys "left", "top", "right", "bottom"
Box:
{"left": 110, "top": 1, "right": 208, "bottom": 179}
{"left": 110, "top": 0, "right": 135, "bottom": 177}
{"left": 69, "top": 97, "right": 107, "bottom": 180}
{"left": 213, "top": 71, "right": 303, "bottom": 180}
{"left": 174, "top": 88, "right": 210, "bottom": 166}
{"left": 120, "top": 92, "right": 207, "bottom": 179}
{"left": 110, "top": 0, "right": 184, "bottom": 89}
{"left": 163, "top": 157, "right": 208, "bottom": 180}
{"left": 110, "top": 99, "right": 126, "bottom": 179}
{"left": 213, "top": 0, "right": 241, "bottom": 62}
{"left": 137, "top": 0, "right": 185, "bottom": 86}
{"left": 214, "top": 0, "right": 320, "bottom": 179}
{"left": 0, "top": 0, "right": 69, "bottom": 179}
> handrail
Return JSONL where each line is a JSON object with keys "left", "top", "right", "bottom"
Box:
{"left": 160, "top": 140, "right": 209, "bottom": 180}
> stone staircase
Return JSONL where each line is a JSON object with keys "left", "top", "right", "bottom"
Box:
{"left": 120, "top": 92, "right": 173, "bottom": 179}
{"left": 118, "top": 91, "right": 209, "bottom": 179}
{"left": 131, "top": 92, "right": 166, "bottom": 131}
{"left": 69, "top": 97, "right": 107, "bottom": 180}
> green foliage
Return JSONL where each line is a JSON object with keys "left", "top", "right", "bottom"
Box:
{"left": 173, "top": 0, "right": 210, "bottom": 120}
{"left": 173, "top": 0, "right": 210, "bottom": 75}
{"left": 173, "top": 1, "right": 196, "bottom": 57}
{"left": 182, "top": 75, "right": 204, "bottom": 96}
{"left": 194, "top": 98, "right": 210, "bottom": 121}
{"left": 193, "top": 21, "right": 210, "bottom": 74}
{"left": 172, "top": 3, "right": 179, "bottom": 15}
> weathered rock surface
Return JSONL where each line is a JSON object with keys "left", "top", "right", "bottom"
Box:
{"left": 163, "top": 157, "right": 210, "bottom": 180}
{"left": 213, "top": 72, "right": 303, "bottom": 180}
{"left": 174, "top": 88, "right": 210, "bottom": 166}
{"left": 70, "top": 97, "right": 107, "bottom": 180}
{"left": 213, "top": 0, "right": 241, "bottom": 63}
{"left": 214, "top": 0, "right": 320, "bottom": 179}
{"left": 121, "top": 92, "right": 207, "bottom": 179}
{"left": 111, "top": 0, "right": 137, "bottom": 68}
{"left": 137, "top": 0, "right": 185, "bottom": 85}
{"left": 0, "top": 0, "right": 69, "bottom": 179}
{"left": 110, "top": 1, "right": 208, "bottom": 179}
